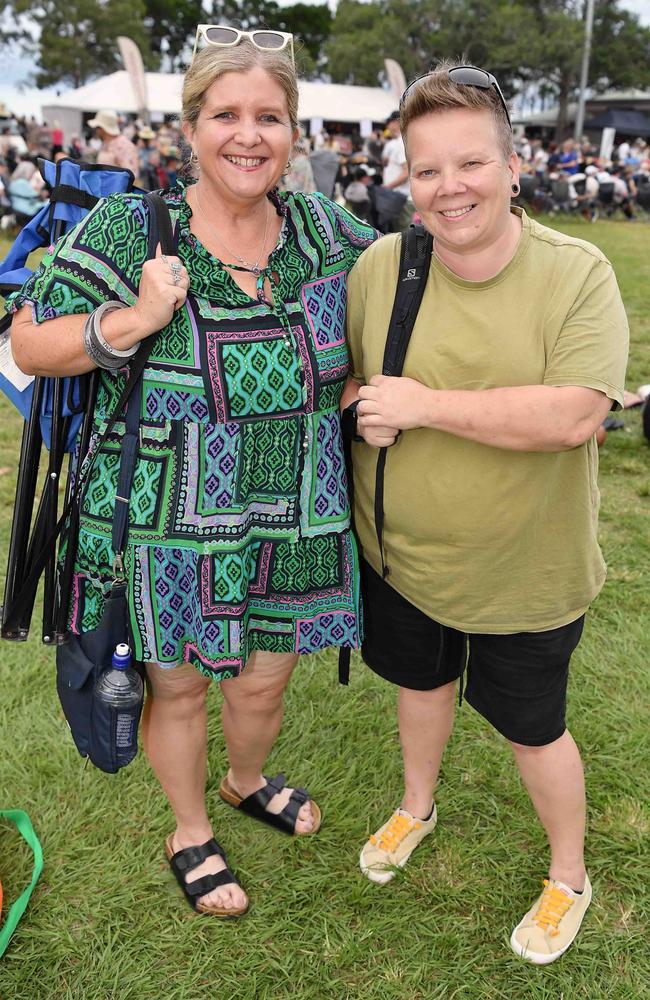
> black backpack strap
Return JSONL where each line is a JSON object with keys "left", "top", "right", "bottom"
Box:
{"left": 110, "top": 191, "right": 174, "bottom": 566}
{"left": 339, "top": 226, "right": 432, "bottom": 686}
{"left": 374, "top": 225, "right": 432, "bottom": 580}
{"left": 3, "top": 193, "right": 174, "bottom": 628}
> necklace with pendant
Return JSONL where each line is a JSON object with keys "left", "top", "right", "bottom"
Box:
{"left": 194, "top": 184, "right": 270, "bottom": 276}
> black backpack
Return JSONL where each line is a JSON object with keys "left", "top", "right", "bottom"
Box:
{"left": 339, "top": 224, "right": 433, "bottom": 684}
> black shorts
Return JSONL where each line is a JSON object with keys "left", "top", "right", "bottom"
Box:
{"left": 360, "top": 558, "right": 585, "bottom": 747}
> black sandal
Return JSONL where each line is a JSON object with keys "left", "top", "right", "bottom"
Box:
{"left": 219, "top": 773, "right": 322, "bottom": 836}
{"left": 165, "top": 835, "right": 248, "bottom": 917}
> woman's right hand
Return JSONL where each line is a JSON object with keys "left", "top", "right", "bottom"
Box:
{"left": 130, "top": 245, "right": 190, "bottom": 338}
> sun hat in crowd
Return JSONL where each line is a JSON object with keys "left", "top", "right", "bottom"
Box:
{"left": 138, "top": 127, "right": 155, "bottom": 140}
{"left": 87, "top": 110, "right": 120, "bottom": 135}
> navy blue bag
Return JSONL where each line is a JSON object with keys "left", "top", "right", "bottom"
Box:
{"left": 52, "top": 191, "right": 173, "bottom": 774}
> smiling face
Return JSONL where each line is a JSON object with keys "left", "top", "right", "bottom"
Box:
{"left": 406, "top": 107, "right": 519, "bottom": 257}
{"left": 183, "top": 65, "right": 297, "bottom": 208}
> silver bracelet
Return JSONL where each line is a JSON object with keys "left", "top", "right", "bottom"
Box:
{"left": 92, "top": 301, "right": 140, "bottom": 358}
{"left": 82, "top": 314, "right": 124, "bottom": 370}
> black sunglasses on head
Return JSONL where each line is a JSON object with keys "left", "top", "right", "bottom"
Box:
{"left": 400, "top": 64, "right": 511, "bottom": 128}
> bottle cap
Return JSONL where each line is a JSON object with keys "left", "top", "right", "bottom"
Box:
{"left": 112, "top": 643, "right": 132, "bottom": 670}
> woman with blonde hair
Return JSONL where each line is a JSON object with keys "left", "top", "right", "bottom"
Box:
{"left": 11, "top": 26, "right": 375, "bottom": 917}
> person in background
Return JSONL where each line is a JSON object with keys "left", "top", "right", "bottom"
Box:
{"left": 67, "top": 135, "right": 85, "bottom": 160}
{"left": 344, "top": 166, "right": 373, "bottom": 221}
{"left": 87, "top": 109, "right": 139, "bottom": 177}
{"left": 381, "top": 110, "right": 413, "bottom": 230}
{"left": 558, "top": 138, "right": 579, "bottom": 175}
{"left": 343, "top": 60, "right": 628, "bottom": 966}
{"left": 310, "top": 135, "right": 340, "bottom": 198}
{"left": 281, "top": 136, "right": 316, "bottom": 194}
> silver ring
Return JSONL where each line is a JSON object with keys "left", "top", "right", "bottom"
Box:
{"left": 170, "top": 261, "right": 182, "bottom": 272}
{"left": 161, "top": 254, "right": 169, "bottom": 264}
{"left": 172, "top": 273, "right": 181, "bottom": 285}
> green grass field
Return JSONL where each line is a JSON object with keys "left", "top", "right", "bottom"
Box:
{"left": 0, "top": 217, "right": 649, "bottom": 1000}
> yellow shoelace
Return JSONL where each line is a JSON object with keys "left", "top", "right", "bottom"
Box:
{"left": 369, "top": 812, "right": 421, "bottom": 853}
{"left": 533, "top": 880, "right": 574, "bottom": 936}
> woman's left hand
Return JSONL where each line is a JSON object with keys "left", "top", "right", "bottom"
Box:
{"left": 358, "top": 375, "right": 432, "bottom": 431}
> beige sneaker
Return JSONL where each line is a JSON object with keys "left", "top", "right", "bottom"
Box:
{"left": 510, "top": 875, "right": 592, "bottom": 965}
{"left": 360, "top": 805, "right": 437, "bottom": 884}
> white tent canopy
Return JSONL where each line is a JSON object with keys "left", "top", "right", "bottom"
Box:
{"left": 42, "top": 71, "right": 398, "bottom": 141}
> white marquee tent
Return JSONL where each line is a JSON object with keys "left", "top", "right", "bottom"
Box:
{"left": 42, "top": 71, "right": 398, "bottom": 141}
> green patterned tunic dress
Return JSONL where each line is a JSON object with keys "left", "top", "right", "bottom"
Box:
{"left": 13, "top": 183, "right": 376, "bottom": 680}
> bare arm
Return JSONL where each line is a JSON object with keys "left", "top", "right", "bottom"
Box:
{"left": 357, "top": 375, "right": 612, "bottom": 452}
{"left": 10, "top": 247, "right": 189, "bottom": 377}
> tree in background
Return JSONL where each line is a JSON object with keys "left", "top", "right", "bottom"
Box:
{"left": 209, "top": 0, "right": 332, "bottom": 78}
{"left": 144, "top": 0, "right": 204, "bottom": 72}
{"left": 326, "top": 0, "right": 650, "bottom": 139}
{"left": 12, "top": 0, "right": 155, "bottom": 88}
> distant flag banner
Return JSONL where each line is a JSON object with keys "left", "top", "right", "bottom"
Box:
{"left": 117, "top": 36, "right": 149, "bottom": 121}
{"left": 384, "top": 59, "right": 407, "bottom": 104}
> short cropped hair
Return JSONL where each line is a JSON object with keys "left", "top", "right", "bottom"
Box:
{"left": 400, "top": 59, "right": 514, "bottom": 161}
{"left": 182, "top": 41, "right": 299, "bottom": 132}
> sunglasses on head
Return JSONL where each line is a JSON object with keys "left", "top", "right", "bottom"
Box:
{"left": 400, "top": 64, "right": 511, "bottom": 128}
{"left": 192, "top": 24, "right": 294, "bottom": 65}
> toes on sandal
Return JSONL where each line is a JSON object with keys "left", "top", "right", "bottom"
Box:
{"left": 165, "top": 835, "right": 249, "bottom": 917}
{"left": 219, "top": 773, "right": 322, "bottom": 836}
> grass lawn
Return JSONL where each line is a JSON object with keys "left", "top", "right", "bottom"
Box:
{"left": 0, "top": 217, "right": 649, "bottom": 1000}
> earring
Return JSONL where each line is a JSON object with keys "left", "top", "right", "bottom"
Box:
{"left": 511, "top": 182, "right": 520, "bottom": 196}
{"left": 189, "top": 149, "right": 200, "bottom": 171}
{"left": 283, "top": 159, "right": 292, "bottom": 176}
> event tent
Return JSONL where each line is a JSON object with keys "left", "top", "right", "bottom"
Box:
{"left": 42, "top": 71, "right": 398, "bottom": 141}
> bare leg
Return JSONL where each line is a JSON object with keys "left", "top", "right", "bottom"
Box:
{"left": 510, "top": 729, "right": 587, "bottom": 891}
{"left": 142, "top": 662, "right": 247, "bottom": 911}
{"left": 220, "top": 651, "right": 315, "bottom": 833}
{"left": 398, "top": 681, "right": 456, "bottom": 818}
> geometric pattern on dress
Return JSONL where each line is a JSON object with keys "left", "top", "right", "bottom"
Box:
{"left": 237, "top": 417, "right": 299, "bottom": 501}
{"left": 313, "top": 412, "right": 348, "bottom": 523}
{"left": 200, "top": 542, "right": 263, "bottom": 614}
{"left": 144, "top": 385, "right": 209, "bottom": 422}
{"left": 296, "top": 611, "right": 359, "bottom": 654}
{"left": 299, "top": 411, "right": 348, "bottom": 537}
{"left": 11, "top": 182, "right": 377, "bottom": 681}
{"left": 222, "top": 338, "right": 302, "bottom": 418}
{"left": 172, "top": 421, "right": 297, "bottom": 540}
{"left": 301, "top": 272, "right": 346, "bottom": 350}
{"left": 269, "top": 534, "right": 341, "bottom": 594}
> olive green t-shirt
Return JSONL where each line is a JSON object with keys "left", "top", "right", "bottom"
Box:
{"left": 346, "top": 209, "right": 629, "bottom": 633}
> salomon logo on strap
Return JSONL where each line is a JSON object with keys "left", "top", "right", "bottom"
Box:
{"left": 403, "top": 268, "right": 419, "bottom": 281}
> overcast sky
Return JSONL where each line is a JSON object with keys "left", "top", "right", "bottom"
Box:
{"left": 2, "top": 0, "right": 650, "bottom": 118}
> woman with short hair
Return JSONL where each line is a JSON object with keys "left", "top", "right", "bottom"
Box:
{"left": 342, "top": 60, "right": 627, "bottom": 964}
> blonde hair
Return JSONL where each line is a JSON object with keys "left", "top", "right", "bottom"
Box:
{"left": 182, "top": 42, "right": 299, "bottom": 132}
{"left": 400, "top": 59, "right": 513, "bottom": 161}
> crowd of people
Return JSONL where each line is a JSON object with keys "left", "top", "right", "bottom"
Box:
{"left": 1, "top": 105, "right": 649, "bottom": 230}
{"left": 3, "top": 34, "right": 632, "bottom": 971}
{"left": 0, "top": 112, "right": 185, "bottom": 227}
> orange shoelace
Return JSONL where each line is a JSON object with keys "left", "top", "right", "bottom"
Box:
{"left": 369, "top": 812, "right": 421, "bottom": 853}
{"left": 533, "top": 880, "right": 574, "bottom": 936}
